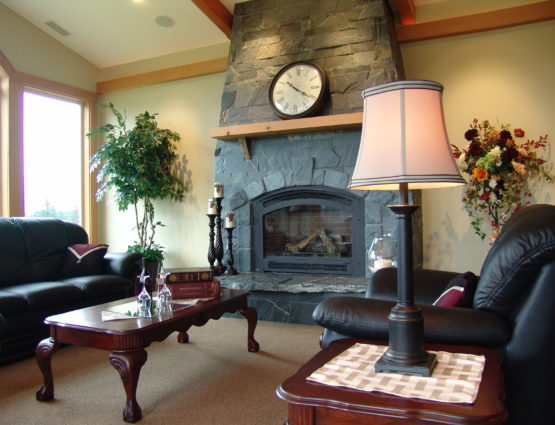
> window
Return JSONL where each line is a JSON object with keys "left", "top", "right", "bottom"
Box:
{"left": 0, "top": 49, "right": 96, "bottom": 236}
{"left": 23, "top": 91, "right": 83, "bottom": 223}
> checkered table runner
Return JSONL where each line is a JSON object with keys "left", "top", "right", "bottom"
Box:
{"left": 307, "top": 343, "right": 485, "bottom": 404}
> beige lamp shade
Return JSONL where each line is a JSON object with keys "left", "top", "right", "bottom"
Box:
{"left": 348, "top": 80, "right": 465, "bottom": 191}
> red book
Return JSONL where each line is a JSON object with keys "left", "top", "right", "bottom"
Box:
{"left": 164, "top": 267, "right": 214, "bottom": 283}
{"left": 165, "top": 279, "right": 221, "bottom": 299}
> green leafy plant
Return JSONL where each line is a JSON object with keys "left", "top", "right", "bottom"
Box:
{"left": 88, "top": 103, "right": 186, "bottom": 261}
{"left": 452, "top": 119, "right": 552, "bottom": 242}
{"left": 127, "top": 243, "right": 165, "bottom": 262}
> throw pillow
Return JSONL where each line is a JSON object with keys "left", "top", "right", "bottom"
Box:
{"left": 62, "top": 243, "right": 109, "bottom": 278}
{"left": 433, "top": 271, "right": 478, "bottom": 307}
{"left": 433, "top": 286, "right": 465, "bottom": 307}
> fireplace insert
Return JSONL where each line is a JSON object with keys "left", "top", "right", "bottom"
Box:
{"left": 252, "top": 186, "right": 365, "bottom": 276}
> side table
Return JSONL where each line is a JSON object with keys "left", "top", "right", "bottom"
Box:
{"left": 277, "top": 339, "right": 507, "bottom": 425}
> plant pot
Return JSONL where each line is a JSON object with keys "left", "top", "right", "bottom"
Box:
{"left": 141, "top": 258, "right": 161, "bottom": 297}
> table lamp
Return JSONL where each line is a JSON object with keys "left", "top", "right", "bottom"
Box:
{"left": 348, "top": 80, "right": 465, "bottom": 376}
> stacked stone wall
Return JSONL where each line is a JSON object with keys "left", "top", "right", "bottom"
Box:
{"left": 221, "top": 0, "right": 404, "bottom": 125}
{"left": 214, "top": 0, "right": 422, "bottom": 275}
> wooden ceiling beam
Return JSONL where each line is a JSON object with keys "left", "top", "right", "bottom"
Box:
{"left": 390, "top": 0, "right": 416, "bottom": 25}
{"left": 96, "top": 57, "right": 227, "bottom": 94}
{"left": 396, "top": 0, "right": 555, "bottom": 43}
{"left": 192, "top": 0, "right": 233, "bottom": 39}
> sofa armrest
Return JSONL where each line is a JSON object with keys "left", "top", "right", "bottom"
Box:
{"left": 367, "top": 268, "right": 464, "bottom": 305}
{"left": 313, "top": 296, "right": 510, "bottom": 348}
{"left": 104, "top": 252, "right": 142, "bottom": 278}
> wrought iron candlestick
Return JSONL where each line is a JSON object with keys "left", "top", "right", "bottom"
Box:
{"left": 214, "top": 197, "right": 226, "bottom": 275}
{"left": 207, "top": 213, "right": 217, "bottom": 272}
{"left": 225, "top": 227, "right": 238, "bottom": 275}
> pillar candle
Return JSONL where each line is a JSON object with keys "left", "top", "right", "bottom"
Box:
{"left": 208, "top": 199, "right": 217, "bottom": 214}
{"left": 374, "top": 259, "right": 393, "bottom": 269}
{"left": 225, "top": 212, "right": 235, "bottom": 228}
{"left": 214, "top": 183, "right": 223, "bottom": 198}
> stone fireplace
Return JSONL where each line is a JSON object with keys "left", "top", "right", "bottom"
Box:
{"left": 214, "top": 0, "right": 422, "bottom": 280}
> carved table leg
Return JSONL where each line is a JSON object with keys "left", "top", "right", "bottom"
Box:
{"left": 36, "top": 337, "right": 59, "bottom": 402}
{"left": 177, "top": 331, "right": 189, "bottom": 344}
{"left": 177, "top": 325, "right": 192, "bottom": 344}
{"left": 109, "top": 349, "right": 148, "bottom": 423}
{"left": 240, "top": 307, "right": 260, "bottom": 352}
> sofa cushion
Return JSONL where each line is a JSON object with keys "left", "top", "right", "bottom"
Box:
{"left": 15, "top": 218, "right": 82, "bottom": 281}
{"left": 0, "top": 290, "right": 27, "bottom": 316}
{"left": 0, "top": 220, "right": 34, "bottom": 288}
{"left": 62, "top": 244, "right": 109, "bottom": 278}
{"left": 64, "top": 275, "right": 133, "bottom": 298}
{"left": 5, "top": 282, "right": 84, "bottom": 310}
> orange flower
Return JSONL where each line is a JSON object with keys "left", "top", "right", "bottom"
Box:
{"left": 472, "top": 167, "right": 489, "bottom": 182}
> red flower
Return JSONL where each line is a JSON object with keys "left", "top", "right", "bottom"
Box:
{"left": 465, "top": 129, "right": 479, "bottom": 141}
{"left": 467, "top": 141, "right": 482, "bottom": 157}
{"left": 502, "top": 147, "right": 519, "bottom": 162}
{"left": 480, "top": 191, "right": 491, "bottom": 201}
{"left": 514, "top": 128, "right": 525, "bottom": 138}
{"left": 500, "top": 130, "right": 512, "bottom": 140}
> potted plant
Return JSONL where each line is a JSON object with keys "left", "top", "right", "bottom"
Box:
{"left": 88, "top": 103, "right": 186, "bottom": 277}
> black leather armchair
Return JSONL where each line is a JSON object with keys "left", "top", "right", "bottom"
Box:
{"left": 313, "top": 204, "right": 555, "bottom": 425}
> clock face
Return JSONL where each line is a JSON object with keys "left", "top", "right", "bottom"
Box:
{"left": 269, "top": 62, "right": 327, "bottom": 119}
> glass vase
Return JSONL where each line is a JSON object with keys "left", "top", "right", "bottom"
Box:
{"left": 368, "top": 232, "right": 396, "bottom": 272}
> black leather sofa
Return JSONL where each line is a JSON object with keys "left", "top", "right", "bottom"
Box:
{"left": 0, "top": 217, "right": 141, "bottom": 363}
{"left": 314, "top": 204, "right": 555, "bottom": 425}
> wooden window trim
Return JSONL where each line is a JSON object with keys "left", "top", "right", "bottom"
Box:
{"left": 0, "top": 50, "right": 98, "bottom": 240}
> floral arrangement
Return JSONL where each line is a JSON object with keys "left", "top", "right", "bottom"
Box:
{"left": 452, "top": 119, "right": 552, "bottom": 241}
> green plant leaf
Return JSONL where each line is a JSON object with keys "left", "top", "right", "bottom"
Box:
{"left": 89, "top": 104, "right": 186, "bottom": 255}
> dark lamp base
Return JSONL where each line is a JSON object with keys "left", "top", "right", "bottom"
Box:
{"left": 375, "top": 352, "right": 437, "bottom": 377}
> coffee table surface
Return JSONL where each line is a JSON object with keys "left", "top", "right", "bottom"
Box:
{"left": 277, "top": 339, "right": 507, "bottom": 425}
{"left": 45, "top": 288, "right": 248, "bottom": 334}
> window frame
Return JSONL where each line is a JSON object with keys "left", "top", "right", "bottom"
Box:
{"left": 0, "top": 50, "right": 98, "bottom": 240}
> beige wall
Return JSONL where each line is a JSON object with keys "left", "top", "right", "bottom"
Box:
{"left": 96, "top": 73, "right": 224, "bottom": 268}
{"left": 402, "top": 20, "right": 555, "bottom": 273}
{"left": 2, "top": 0, "right": 553, "bottom": 273}
{"left": 98, "top": 42, "right": 229, "bottom": 81}
{"left": 0, "top": 3, "right": 98, "bottom": 91}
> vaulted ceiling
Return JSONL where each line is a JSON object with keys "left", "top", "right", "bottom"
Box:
{"left": 0, "top": 0, "right": 428, "bottom": 68}
{"left": 0, "top": 0, "right": 550, "bottom": 69}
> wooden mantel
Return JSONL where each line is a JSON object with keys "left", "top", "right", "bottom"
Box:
{"left": 210, "top": 112, "right": 362, "bottom": 140}
{"left": 210, "top": 112, "right": 363, "bottom": 159}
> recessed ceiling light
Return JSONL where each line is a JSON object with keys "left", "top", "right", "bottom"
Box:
{"left": 155, "top": 16, "right": 175, "bottom": 28}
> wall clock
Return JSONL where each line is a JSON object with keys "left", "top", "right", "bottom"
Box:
{"left": 268, "top": 61, "right": 327, "bottom": 119}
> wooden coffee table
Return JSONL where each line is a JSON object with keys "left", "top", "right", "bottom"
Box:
{"left": 35, "top": 288, "right": 259, "bottom": 423}
{"left": 277, "top": 339, "right": 507, "bottom": 425}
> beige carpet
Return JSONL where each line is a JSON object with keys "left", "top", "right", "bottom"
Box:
{"left": 0, "top": 317, "right": 323, "bottom": 425}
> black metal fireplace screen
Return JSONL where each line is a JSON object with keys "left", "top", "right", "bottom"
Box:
{"left": 252, "top": 186, "right": 365, "bottom": 276}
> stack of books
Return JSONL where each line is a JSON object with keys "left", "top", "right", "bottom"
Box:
{"left": 163, "top": 267, "right": 221, "bottom": 299}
